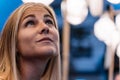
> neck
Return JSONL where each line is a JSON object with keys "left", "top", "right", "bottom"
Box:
{"left": 19, "top": 57, "right": 50, "bottom": 80}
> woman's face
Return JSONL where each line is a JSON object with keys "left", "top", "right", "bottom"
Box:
{"left": 17, "top": 6, "right": 59, "bottom": 59}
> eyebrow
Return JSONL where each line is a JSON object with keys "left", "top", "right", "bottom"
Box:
{"left": 23, "top": 14, "right": 53, "bottom": 20}
{"left": 44, "top": 14, "right": 53, "bottom": 19}
{"left": 23, "top": 14, "right": 35, "bottom": 20}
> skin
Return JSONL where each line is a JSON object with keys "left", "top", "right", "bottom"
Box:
{"left": 17, "top": 5, "right": 59, "bottom": 80}
{"left": 115, "top": 74, "right": 120, "bottom": 80}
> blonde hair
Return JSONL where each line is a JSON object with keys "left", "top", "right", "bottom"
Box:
{"left": 0, "top": 3, "right": 61, "bottom": 80}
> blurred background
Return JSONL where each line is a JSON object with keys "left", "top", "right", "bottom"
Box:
{"left": 0, "top": 0, "right": 120, "bottom": 80}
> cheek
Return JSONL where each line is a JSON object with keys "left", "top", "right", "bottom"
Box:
{"left": 18, "top": 29, "right": 35, "bottom": 43}
{"left": 17, "top": 31, "right": 34, "bottom": 53}
{"left": 54, "top": 30, "right": 59, "bottom": 55}
{"left": 53, "top": 29, "right": 59, "bottom": 42}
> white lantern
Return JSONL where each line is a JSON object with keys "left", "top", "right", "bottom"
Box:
{"left": 111, "top": 30, "right": 120, "bottom": 48}
{"left": 66, "top": 0, "right": 88, "bottom": 25}
{"left": 115, "top": 13, "right": 120, "bottom": 31}
{"left": 21, "top": 0, "right": 54, "bottom": 5}
{"left": 88, "top": 0, "right": 103, "bottom": 17}
{"left": 117, "top": 44, "right": 120, "bottom": 58}
{"left": 94, "top": 12, "right": 116, "bottom": 45}
{"left": 107, "top": 0, "right": 120, "bottom": 4}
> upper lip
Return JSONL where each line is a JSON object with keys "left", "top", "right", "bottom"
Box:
{"left": 36, "top": 37, "right": 53, "bottom": 42}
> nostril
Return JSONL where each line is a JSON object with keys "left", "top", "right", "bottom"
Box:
{"left": 40, "top": 27, "right": 49, "bottom": 34}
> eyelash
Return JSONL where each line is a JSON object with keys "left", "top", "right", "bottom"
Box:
{"left": 25, "top": 20, "right": 35, "bottom": 27}
{"left": 24, "top": 19, "right": 54, "bottom": 27}
{"left": 45, "top": 19, "right": 54, "bottom": 26}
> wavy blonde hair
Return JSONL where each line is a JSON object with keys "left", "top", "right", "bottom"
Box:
{"left": 0, "top": 3, "right": 61, "bottom": 80}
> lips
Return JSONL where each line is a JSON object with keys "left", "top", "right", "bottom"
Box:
{"left": 36, "top": 37, "right": 53, "bottom": 42}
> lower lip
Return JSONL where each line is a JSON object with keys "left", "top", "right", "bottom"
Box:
{"left": 37, "top": 40, "right": 52, "bottom": 43}
{"left": 36, "top": 40, "right": 55, "bottom": 47}
{"left": 37, "top": 40, "right": 54, "bottom": 46}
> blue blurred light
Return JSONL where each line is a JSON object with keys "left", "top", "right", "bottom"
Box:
{"left": 0, "top": 0, "right": 23, "bottom": 31}
{"left": 112, "top": 3, "right": 120, "bottom": 10}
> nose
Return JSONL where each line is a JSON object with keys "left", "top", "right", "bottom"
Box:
{"left": 39, "top": 22, "right": 49, "bottom": 34}
{"left": 40, "top": 27, "right": 49, "bottom": 34}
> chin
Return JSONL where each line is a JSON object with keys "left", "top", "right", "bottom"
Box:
{"left": 37, "top": 46, "right": 58, "bottom": 57}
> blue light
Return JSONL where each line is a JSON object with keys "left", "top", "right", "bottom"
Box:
{"left": 0, "top": 0, "right": 23, "bottom": 31}
{"left": 112, "top": 3, "right": 120, "bottom": 10}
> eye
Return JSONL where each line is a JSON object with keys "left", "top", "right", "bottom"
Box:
{"left": 45, "top": 19, "right": 54, "bottom": 26}
{"left": 25, "top": 20, "right": 35, "bottom": 27}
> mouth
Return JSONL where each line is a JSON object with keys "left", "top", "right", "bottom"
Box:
{"left": 36, "top": 37, "right": 53, "bottom": 43}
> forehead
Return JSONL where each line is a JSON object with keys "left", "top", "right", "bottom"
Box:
{"left": 22, "top": 5, "right": 51, "bottom": 18}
